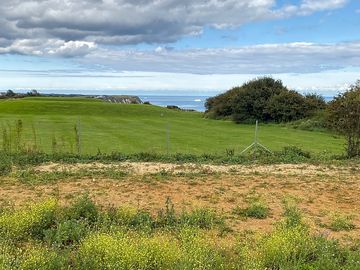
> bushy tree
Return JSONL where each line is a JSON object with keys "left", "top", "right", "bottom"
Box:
{"left": 327, "top": 81, "right": 360, "bottom": 158}
{"left": 304, "top": 93, "right": 327, "bottom": 111}
{"left": 265, "top": 90, "right": 309, "bottom": 123}
{"left": 5, "top": 90, "right": 15, "bottom": 97}
{"left": 205, "top": 77, "right": 323, "bottom": 123}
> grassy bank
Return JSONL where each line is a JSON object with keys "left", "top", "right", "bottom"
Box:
{"left": 0, "top": 97, "right": 344, "bottom": 155}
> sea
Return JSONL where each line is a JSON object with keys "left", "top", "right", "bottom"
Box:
{"left": 139, "top": 95, "right": 210, "bottom": 112}
{"left": 138, "top": 95, "right": 334, "bottom": 112}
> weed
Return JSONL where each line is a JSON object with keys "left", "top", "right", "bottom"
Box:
{"left": 65, "top": 193, "right": 98, "bottom": 222}
{"left": 0, "top": 199, "right": 57, "bottom": 240}
{"left": 44, "top": 219, "right": 88, "bottom": 248}
{"left": 327, "top": 213, "right": 356, "bottom": 232}
{"left": 234, "top": 192, "right": 270, "bottom": 219}
{"left": 282, "top": 197, "right": 303, "bottom": 228}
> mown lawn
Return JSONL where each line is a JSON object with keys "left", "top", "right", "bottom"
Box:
{"left": 0, "top": 97, "right": 344, "bottom": 155}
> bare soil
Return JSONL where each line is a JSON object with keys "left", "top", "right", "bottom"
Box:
{"left": 1, "top": 162, "right": 360, "bottom": 242}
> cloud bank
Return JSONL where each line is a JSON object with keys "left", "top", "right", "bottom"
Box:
{"left": 82, "top": 41, "right": 360, "bottom": 74}
{"left": 0, "top": 0, "right": 348, "bottom": 55}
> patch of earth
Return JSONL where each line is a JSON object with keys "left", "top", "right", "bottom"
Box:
{"left": 34, "top": 162, "right": 358, "bottom": 177}
{"left": 1, "top": 172, "right": 360, "bottom": 242}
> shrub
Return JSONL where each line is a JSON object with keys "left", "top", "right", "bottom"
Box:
{"left": 65, "top": 194, "right": 98, "bottom": 222}
{"left": 0, "top": 199, "right": 57, "bottom": 240}
{"left": 44, "top": 219, "right": 88, "bottom": 247}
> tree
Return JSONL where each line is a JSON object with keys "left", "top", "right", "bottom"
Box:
{"left": 304, "top": 93, "right": 327, "bottom": 112}
{"left": 266, "top": 90, "right": 309, "bottom": 122}
{"left": 206, "top": 77, "right": 290, "bottom": 123}
{"left": 5, "top": 90, "right": 15, "bottom": 97}
{"left": 205, "top": 77, "right": 320, "bottom": 123}
{"left": 327, "top": 81, "right": 360, "bottom": 158}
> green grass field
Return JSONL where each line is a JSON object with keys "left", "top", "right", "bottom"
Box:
{"left": 0, "top": 97, "right": 344, "bottom": 155}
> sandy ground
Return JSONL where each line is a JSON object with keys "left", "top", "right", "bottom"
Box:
{"left": 1, "top": 162, "right": 360, "bottom": 242}
{"left": 35, "top": 161, "right": 359, "bottom": 177}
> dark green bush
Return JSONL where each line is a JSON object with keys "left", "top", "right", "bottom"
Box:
{"left": 205, "top": 77, "right": 325, "bottom": 123}
{"left": 44, "top": 219, "right": 88, "bottom": 247}
{"left": 65, "top": 194, "right": 98, "bottom": 223}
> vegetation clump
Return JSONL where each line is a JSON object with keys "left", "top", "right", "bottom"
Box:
{"left": 326, "top": 213, "right": 356, "bottom": 232}
{"left": 233, "top": 192, "right": 270, "bottom": 219}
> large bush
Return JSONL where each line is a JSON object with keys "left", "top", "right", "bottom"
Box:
{"left": 205, "top": 77, "right": 324, "bottom": 123}
{"left": 327, "top": 81, "right": 360, "bottom": 158}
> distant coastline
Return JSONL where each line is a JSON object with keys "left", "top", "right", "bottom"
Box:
{"left": 0, "top": 89, "right": 335, "bottom": 112}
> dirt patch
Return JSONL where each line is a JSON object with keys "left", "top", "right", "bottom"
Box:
{"left": 35, "top": 162, "right": 358, "bottom": 177}
{"left": 1, "top": 169, "right": 360, "bottom": 242}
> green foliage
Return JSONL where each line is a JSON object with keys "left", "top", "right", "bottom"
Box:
{"left": 304, "top": 93, "right": 327, "bottom": 111}
{"left": 279, "top": 146, "right": 311, "bottom": 163}
{"left": 327, "top": 81, "right": 360, "bottom": 158}
{"left": 234, "top": 192, "right": 270, "bottom": 219}
{"left": 44, "top": 219, "right": 88, "bottom": 247}
{"left": 287, "top": 111, "right": 328, "bottom": 132}
{"left": 282, "top": 197, "right": 303, "bottom": 228}
{"left": 179, "top": 208, "right": 222, "bottom": 229}
{"left": 65, "top": 193, "right": 98, "bottom": 222}
{"left": 0, "top": 199, "right": 57, "bottom": 240}
{"left": 206, "top": 77, "right": 324, "bottom": 123}
{"left": 266, "top": 90, "right": 310, "bottom": 122}
{"left": 327, "top": 213, "right": 356, "bottom": 232}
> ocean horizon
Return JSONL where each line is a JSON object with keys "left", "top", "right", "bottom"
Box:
{"left": 139, "top": 95, "right": 335, "bottom": 112}
{"left": 139, "top": 95, "right": 210, "bottom": 112}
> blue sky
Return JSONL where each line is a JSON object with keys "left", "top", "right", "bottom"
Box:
{"left": 0, "top": 0, "right": 359, "bottom": 96}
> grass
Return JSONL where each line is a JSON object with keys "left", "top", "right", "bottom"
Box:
{"left": 233, "top": 192, "right": 270, "bottom": 219}
{"left": 326, "top": 213, "right": 356, "bottom": 232}
{"left": 0, "top": 97, "right": 345, "bottom": 155}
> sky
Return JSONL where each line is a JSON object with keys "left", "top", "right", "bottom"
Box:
{"left": 0, "top": 0, "right": 359, "bottom": 96}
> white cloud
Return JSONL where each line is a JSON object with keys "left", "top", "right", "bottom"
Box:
{"left": 0, "top": 39, "right": 97, "bottom": 57}
{"left": 299, "top": 0, "right": 348, "bottom": 14}
{"left": 0, "top": 0, "right": 349, "bottom": 50}
{"left": 76, "top": 41, "right": 360, "bottom": 74}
